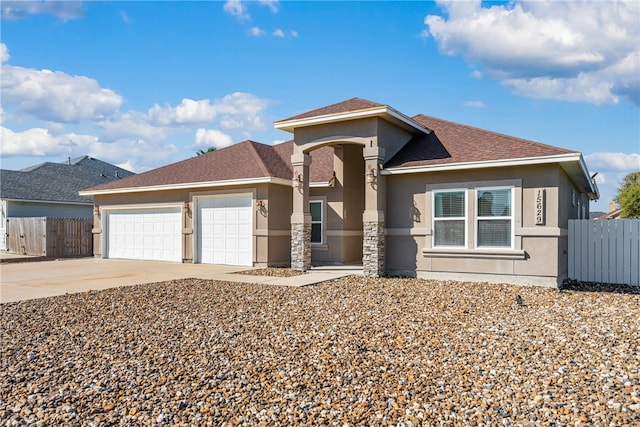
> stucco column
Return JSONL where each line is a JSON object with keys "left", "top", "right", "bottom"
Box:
{"left": 362, "top": 146, "right": 385, "bottom": 277}
{"left": 291, "top": 152, "right": 311, "bottom": 271}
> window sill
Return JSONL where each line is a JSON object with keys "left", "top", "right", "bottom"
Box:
{"left": 422, "top": 248, "right": 526, "bottom": 260}
{"left": 311, "top": 243, "right": 328, "bottom": 251}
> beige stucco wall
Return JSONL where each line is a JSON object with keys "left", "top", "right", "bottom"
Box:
{"left": 93, "top": 183, "right": 294, "bottom": 267}
{"left": 309, "top": 144, "right": 364, "bottom": 265}
{"left": 385, "top": 164, "right": 587, "bottom": 285}
{"left": 293, "top": 117, "right": 412, "bottom": 159}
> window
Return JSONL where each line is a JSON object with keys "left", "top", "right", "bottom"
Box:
{"left": 476, "top": 188, "right": 513, "bottom": 248}
{"left": 433, "top": 190, "right": 466, "bottom": 247}
{"left": 309, "top": 200, "right": 323, "bottom": 244}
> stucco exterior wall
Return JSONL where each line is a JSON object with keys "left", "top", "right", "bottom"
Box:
{"left": 309, "top": 144, "right": 365, "bottom": 265}
{"left": 93, "top": 183, "right": 293, "bottom": 266}
{"left": 265, "top": 183, "right": 293, "bottom": 267}
{"left": 385, "top": 164, "right": 586, "bottom": 285}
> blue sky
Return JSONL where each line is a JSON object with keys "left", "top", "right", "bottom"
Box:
{"left": 1, "top": 0, "right": 638, "bottom": 210}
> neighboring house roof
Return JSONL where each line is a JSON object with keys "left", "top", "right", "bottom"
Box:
{"left": 80, "top": 98, "right": 598, "bottom": 199}
{"left": 1, "top": 156, "right": 134, "bottom": 204}
{"left": 596, "top": 208, "right": 622, "bottom": 219}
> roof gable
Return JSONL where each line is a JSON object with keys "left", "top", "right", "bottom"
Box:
{"left": 277, "top": 98, "right": 384, "bottom": 123}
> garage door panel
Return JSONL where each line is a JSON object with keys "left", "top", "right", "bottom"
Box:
{"left": 106, "top": 207, "right": 181, "bottom": 262}
{"left": 198, "top": 196, "right": 252, "bottom": 266}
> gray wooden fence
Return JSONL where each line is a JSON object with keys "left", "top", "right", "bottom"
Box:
{"left": 568, "top": 219, "right": 640, "bottom": 286}
{"left": 6, "top": 217, "right": 93, "bottom": 258}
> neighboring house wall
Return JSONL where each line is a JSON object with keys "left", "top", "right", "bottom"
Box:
{"left": 1, "top": 200, "right": 92, "bottom": 252}
{"left": 0, "top": 200, "right": 5, "bottom": 250}
{"left": 4, "top": 200, "right": 93, "bottom": 219}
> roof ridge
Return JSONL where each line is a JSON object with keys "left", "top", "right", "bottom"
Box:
{"left": 412, "top": 114, "right": 575, "bottom": 154}
{"left": 245, "top": 141, "right": 272, "bottom": 177}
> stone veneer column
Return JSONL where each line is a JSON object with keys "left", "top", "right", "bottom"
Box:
{"left": 363, "top": 212, "right": 385, "bottom": 277}
{"left": 362, "top": 146, "right": 386, "bottom": 277}
{"left": 291, "top": 152, "right": 311, "bottom": 271}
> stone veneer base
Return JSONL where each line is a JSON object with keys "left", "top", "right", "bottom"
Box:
{"left": 291, "top": 222, "right": 311, "bottom": 271}
{"left": 363, "top": 221, "right": 384, "bottom": 277}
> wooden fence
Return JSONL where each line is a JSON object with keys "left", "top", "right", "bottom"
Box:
{"left": 6, "top": 217, "right": 93, "bottom": 258}
{"left": 568, "top": 219, "right": 640, "bottom": 286}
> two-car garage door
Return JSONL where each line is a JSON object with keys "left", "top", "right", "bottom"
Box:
{"left": 104, "top": 195, "right": 252, "bottom": 266}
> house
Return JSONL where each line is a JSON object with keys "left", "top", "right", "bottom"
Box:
{"left": 80, "top": 98, "right": 598, "bottom": 286}
{"left": 596, "top": 201, "right": 622, "bottom": 219}
{"left": 1, "top": 156, "right": 134, "bottom": 250}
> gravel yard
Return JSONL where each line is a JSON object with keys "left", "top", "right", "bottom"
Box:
{"left": 1, "top": 277, "right": 638, "bottom": 426}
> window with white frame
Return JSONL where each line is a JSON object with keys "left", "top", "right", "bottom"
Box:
{"left": 309, "top": 200, "right": 323, "bottom": 244}
{"left": 476, "top": 188, "right": 513, "bottom": 248}
{"left": 433, "top": 190, "right": 466, "bottom": 247}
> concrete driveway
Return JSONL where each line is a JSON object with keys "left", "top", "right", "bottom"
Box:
{"left": 0, "top": 258, "right": 362, "bottom": 303}
{"left": 0, "top": 258, "right": 246, "bottom": 303}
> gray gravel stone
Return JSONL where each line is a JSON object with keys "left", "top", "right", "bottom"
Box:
{"left": 1, "top": 277, "right": 638, "bottom": 425}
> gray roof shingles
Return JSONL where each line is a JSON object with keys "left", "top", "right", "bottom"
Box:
{"left": 1, "top": 156, "right": 134, "bottom": 204}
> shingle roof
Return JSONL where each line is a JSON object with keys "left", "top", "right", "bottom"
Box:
{"left": 84, "top": 140, "right": 338, "bottom": 193}
{"left": 277, "top": 98, "right": 385, "bottom": 123}
{"left": 385, "top": 115, "right": 575, "bottom": 168}
{"left": 0, "top": 156, "right": 134, "bottom": 204}
{"left": 80, "top": 104, "right": 585, "bottom": 195}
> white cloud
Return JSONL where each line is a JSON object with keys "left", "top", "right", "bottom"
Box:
{"left": 98, "top": 111, "right": 172, "bottom": 142}
{"left": 272, "top": 28, "right": 285, "bottom": 38}
{"left": 1, "top": 0, "right": 85, "bottom": 20}
{"left": 0, "top": 125, "right": 179, "bottom": 173}
{"left": 424, "top": 0, "right": 640, "bottom": 105}
{"left": 213, "top": 92, "right": 270, "bottom": 131}
{"left": 120, "top": 11, "right": 131, "bottom": 24}
{"left": 584, "top": 152, "right": 640, "bottom": 171}
{"left": 463, "top": 100, "right": 486, "bottom": 108}
{"left": 145, "top": 92, "right": 270, "bottom": 131}
{"left": 148, "top": 98, "right": 218, "bottom": 126}
{"left": 0, "top": 126, "right": 97, "bottom": 156}
{"left": 584, "top": 152, "right": 640, "bottom": 204}
{"left": 290, "top": 30, "right": 298, "bottom": 38}
{"left": 1, "top": 65, "right": 123, "bottom": 123}
{"left": 194, "top": 129, "right": 233, "bottom": 149}
{"left": 223, "top": 0, "right": 249, "bottom": 21}
{"left": 258, "top": 0, "right": 279, "bottom": 13}
{"left": 1, "top": 43, "right": 8, "bottom": 63}
{"left": 249, "top": 26, "right": 265, "bottom": 37}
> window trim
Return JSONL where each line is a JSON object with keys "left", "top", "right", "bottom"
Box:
{"left": 309, "top": 199, "right": 325, "bottom": 245}
{"left": 475, "top": 186, "right": 514, "bottom": 250}
{"left": 432, "top": 189, "right": 468, "bottom": 248}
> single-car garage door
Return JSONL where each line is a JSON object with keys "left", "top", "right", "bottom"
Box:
{"left": 106, "top": 207, "right": 182, "bottom": 262}
{"left": 198, "top": 195, "right": 252, "bottom": 266}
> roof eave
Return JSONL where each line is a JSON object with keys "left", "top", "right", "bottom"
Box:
{"left": 79, "top": 177, "right": 293, "bottom": 196}
{"left": 383, "top": 153, "right": 599, "bottom": 199}
{"left": 274, "top": 105, "right": 430, "bottom": 135}
{"left": 1, "top": 198, "right": 93, "bottom": 206}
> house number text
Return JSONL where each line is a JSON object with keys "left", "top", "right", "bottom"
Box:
{"left": 535, "top": 189, "right": 545, "bottom": 225}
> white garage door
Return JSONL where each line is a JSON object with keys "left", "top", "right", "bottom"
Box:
{"left": 106, "top": 207, "right": 181, "bottom": 262}
{"left": 198, "top": 195, "right": 252, "bottom": 266}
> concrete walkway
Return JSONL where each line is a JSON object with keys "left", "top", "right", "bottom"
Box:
{"left": 0, "top": 257, "right": 361, "bottom": 303}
